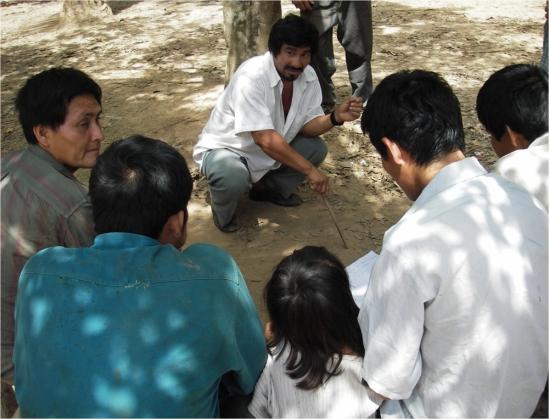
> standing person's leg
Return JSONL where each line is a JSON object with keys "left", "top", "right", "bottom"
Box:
{"left": 337, "top": 0, "right": 373, "bottom": 102}
{"left": 254, "top": 135, "right": 327, "bottom": 204}
{"left": 301, "top": 1, "right": 339, "bottom": 111}
{"left": 202, "top": 149, "right": 251, "bottom": 232}
{"left": 541, "top": 20, "right": 548, "bottom": 73}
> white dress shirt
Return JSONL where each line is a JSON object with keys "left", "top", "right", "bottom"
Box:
{"left": 193, "top": 52, "right": 324, "bottom": 182}
{"left": 494, "top": 132, "right": 548, "bottom": 212}
{"left": 359, "top": 157, "right": 548, "bottom": 417}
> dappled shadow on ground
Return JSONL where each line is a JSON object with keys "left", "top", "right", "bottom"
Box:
{"left": 1, "top": 1, "right": 546, "bottom": 414}
{"left": 0, "top": 1, "right": 544, "bottom": 323}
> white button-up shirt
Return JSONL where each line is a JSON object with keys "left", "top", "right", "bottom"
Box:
{"left": 193, "top": 52, "right": 324, "bottom": 182}
{"left": 494, "top": 132, "right": 549, "bottom": 212}
{"left": 359, "top": 157, "right": 548, "bottom": 417}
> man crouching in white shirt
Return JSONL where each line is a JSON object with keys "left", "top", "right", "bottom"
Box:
{"left": 193, "top": 14, "right": 362, "bottom": 232}
{"left": 476, "top": 63, "right": 548, "bottom": 212}
{"left": 358, "top": 69, "right": 548, "bottom": 417}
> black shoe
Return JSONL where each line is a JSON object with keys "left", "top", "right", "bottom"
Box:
{"left": 249, "top": 188, "right": 303, "bottom": 207}
{"left": 212, "top": 207, "right": 240, "bottom": 233}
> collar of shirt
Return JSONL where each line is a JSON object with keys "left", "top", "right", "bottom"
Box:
{"left": 27, "top": 144, "right": 79, "bottom": 181}
{"left": 92, "top": 232, "right": 161, "bottom": 249}
{"left": 411, "top": 157, "right": 487, "bottom": 211}
{"left": 265, "top": 52, "right": 317, "bottom": 132}
{"left": 529, "top": 132, "right": 549, "bottom": 148}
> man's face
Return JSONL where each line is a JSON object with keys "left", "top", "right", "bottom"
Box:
{"left": 490, "top": 136, "right": 508, "bottom": 158}
{"left": 40, "top": 94, "right": 104, "bottom": 171}
{"left": 490, "top": 132, "right": 519, "bottom": 158}
{"left": 273, "top": 44, "right": 312, "bottom": 81}
{"left": 381, "top": 154, "right": 422, "bottom": 201}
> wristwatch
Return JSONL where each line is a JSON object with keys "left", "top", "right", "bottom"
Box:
{"left": 330, "top": 111, "right": 343, "bottom": 126}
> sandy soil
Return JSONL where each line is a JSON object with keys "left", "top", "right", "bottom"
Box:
{"left": 1, "top": 0, "right": 545, "bottom": 321}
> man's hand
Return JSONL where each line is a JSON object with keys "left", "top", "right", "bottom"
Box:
{"left": 306, "top": 166, "right": 329, "bottom": 194}
{"left": 292, "top": 1, "right": 314, "bottom": 12}
{"left": 252, "top": 129, "right": 328, "bottom": 195}
{"left": 301, "top": 96, "right": 363, "bottom": 136}
{"left": 334, "top": 96, "right": 364, "bottom": 124}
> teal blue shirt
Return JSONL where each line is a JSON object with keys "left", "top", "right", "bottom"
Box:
{"left": 14, "top": 232, "right": 266, "bottom": 418}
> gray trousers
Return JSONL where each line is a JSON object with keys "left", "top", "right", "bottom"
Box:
{"left": 202, "top": 135, "right": 327, "bottom": 227}
{"left": 301, "top": 1, "right": 373, "bottom": 105}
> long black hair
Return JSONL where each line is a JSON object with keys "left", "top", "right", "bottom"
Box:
{"left": 264, "top": 246, "right": 364, "bottom": 390}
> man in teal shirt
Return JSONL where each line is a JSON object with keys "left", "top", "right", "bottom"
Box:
{"left": 14, "top": 135, "right": 266, "bottom": 417}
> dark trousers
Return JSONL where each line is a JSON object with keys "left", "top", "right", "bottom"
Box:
{"left": 301, "top": 0, "right": 373, "bottom": 105}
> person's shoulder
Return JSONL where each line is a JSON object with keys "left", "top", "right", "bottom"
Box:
{"left": 303, "top": 64, "right": 318, "bottom": 82}
{"left": 184, "top": 242, "right": 233, "bottom": 259}
{"left": 2, "top": 148, "right": 88, "bottom": 217}
{"left": 1, "top": 147, "right": 26, "bottom": 170}
{"left": 231, "top": 53, "right": 277, "bottom": 92}
{"left": 180, "top": 243, "right": 242, "bottom": 281}
{"left": 21, "top": 245, "right": 78, "bottom": 275}
{"left": 380, "top": 210, "right": 418, "bottom": 250}
{"left": 494, "top": 148, "right": 528, "bottom": 171}
{"left": 235, "top": 53, "right": 270, "bottom": 78}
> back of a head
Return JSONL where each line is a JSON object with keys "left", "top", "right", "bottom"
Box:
{"left": 15, "top": 67, "right": 102, "bottom": 144}
{"left": 476, "top": 63, "right": 548, "bottom": 143}
{"left": 89, "top": 135, "right": 193, "bottom": 239}
{"left": 264, "top": 246, "right": 364, "bottom": 390}
{"left": 361, "top": 69, "right": 465, "bottom": 166}
{"left": 268, "top": 14, "right": 318, "bottom": 57}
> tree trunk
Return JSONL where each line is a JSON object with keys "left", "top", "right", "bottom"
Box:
{"left": 60, "top": 0, "right": 113, "bottom": 26}
{"left": 223, "top": 1, "right": 281, "bottom": 84}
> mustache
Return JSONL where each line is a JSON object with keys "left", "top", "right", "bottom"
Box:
{"left": 284, "top": 66, "right": 303, "bottom": 72}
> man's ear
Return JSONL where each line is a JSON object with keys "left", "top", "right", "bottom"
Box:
{"left": 33, "top": 125, "right": 51, "bottom": 150}
{"left": 158, "top": 209, "right": 187, "bottom": 248}
{"left": 505, "top": 125, "right": 529, "bottom": 150}
{"left": 382, "top": 137, "right": 406, "bottom": 165}
{"left": 182, "top": 208, "right": 189, "bottom": 229}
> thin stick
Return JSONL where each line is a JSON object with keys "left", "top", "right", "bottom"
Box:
{"left": 322, "top": 196, "right": 349, "bottom": 249}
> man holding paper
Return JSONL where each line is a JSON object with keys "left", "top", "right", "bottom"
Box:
{"left": 358, "top": 70, "right": 548, "bottom": 417}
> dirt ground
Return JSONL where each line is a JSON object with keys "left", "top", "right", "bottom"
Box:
{"left": 1, "top": 0, "right": 546, "bottom": 330}
{"left": 1, "top": 0, "right": 547, "bottom": 416}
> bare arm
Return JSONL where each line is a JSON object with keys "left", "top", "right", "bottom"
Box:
{"left": 301, "top": 96, "right": 363, "bottom": 137}
{"left": 252, "top": 129, "right": 329, "bottom": 194}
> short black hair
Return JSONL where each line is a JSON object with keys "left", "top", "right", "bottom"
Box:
{"left": 15, "top": 67, "right": 102, "bottom": 144}
{"left": 89, "top": 135, "right": 193, "bottom": 239}
{"left": 362, "top": 70, "right": 465, "bottom": 166}
{"left": 476, "top": 63, "right": 548, "bottom": 143}
{"left": 268, "top": 14, "right": 318, "bottom": 57}
{"left": 264, "top": 246, "right": 364, "bottom": 390}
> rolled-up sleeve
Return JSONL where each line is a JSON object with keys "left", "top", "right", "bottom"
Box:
{"left": 233, "top": 76, "right": 275, "bottom": 135}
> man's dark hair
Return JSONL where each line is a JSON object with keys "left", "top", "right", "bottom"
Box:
{"left": 264, "top": 246, "right": 364, "bottom": 390}
{"left": 15, "top": 67, "right": 102, "bottom": 144}
{"left": 268, "top": 14, "right": 318, "bottom": 56}
{"left": 361, "top": 70, "right": 465, "bottom": 166}
{"left": 476, "top": 64, "right": 548, "bottom": 143}
{"left": 89, "top": 135, "right": 193, "bottom": 239}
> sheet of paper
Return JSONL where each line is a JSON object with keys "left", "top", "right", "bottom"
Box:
{"left": 346, "top": 251, "right": 378, "bottom": 308}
